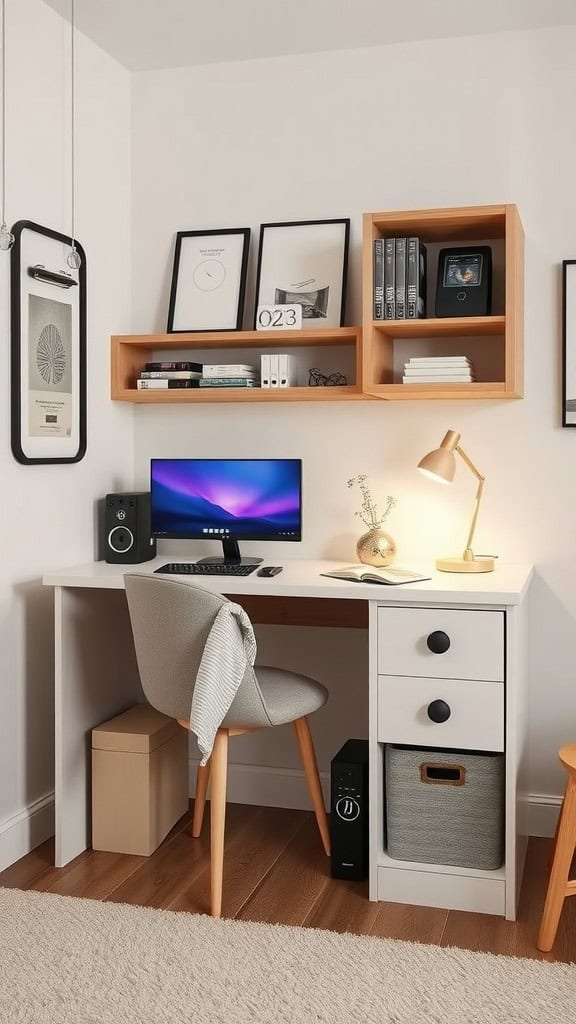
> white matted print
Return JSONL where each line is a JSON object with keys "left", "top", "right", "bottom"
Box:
{"left": 254, "top": 220, "right": 350, "bottom": 329}
{"left": 167, "top": 228, "right": 250, "bottom": 332}
{"left": 28, "top": 295, "right": 73, "bottom": 438}
{"left": 11, "top": 221, "right": 86, "bottom": 464}
{"left": 563, "top": 261, "right": 576, "bottom": 427}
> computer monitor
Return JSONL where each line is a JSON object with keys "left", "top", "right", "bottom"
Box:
{"left": 150, "top": 458, "right": 302, "bottom": 565}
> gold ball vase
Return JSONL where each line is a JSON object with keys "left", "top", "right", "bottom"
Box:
{"left": 356, "top": 528, "right": 396, "bottom": 568}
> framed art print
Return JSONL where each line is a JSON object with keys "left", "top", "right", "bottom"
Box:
{"left": 563, "top": 259, "right": 576, "bottom": 426}
{"left": 11, "top": 220, "right": 86, "bottom": 465}
{"left": 167, "top": 228, "right": 250, "bottom": 332}
{"left": 254, "top": 219, "right": 350, "bottom": 329}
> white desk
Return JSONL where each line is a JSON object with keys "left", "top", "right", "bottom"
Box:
{"left": 43, "top": 557, "right": 532, "bottom": 919}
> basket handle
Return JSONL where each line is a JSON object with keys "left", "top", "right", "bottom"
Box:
{"left": 420, "top": 762, "right": 466, "bottom": 787}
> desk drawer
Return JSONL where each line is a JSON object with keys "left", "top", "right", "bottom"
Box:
{"left": 377, "top": 607, "right": 504, "bottom": 682}
{"left": 377, "top": 675, "right": 504, "bottom": 751}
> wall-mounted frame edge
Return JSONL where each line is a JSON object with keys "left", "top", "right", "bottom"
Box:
{"left": 10, "top": 219, "right": 87, "bottom": 464}
{"left": 561, "top": 259, "right": 576, "bottom": 427}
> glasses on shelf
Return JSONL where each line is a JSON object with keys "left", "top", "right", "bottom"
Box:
{"left": 308, "top": 368, "right": 348, "bottom": 387}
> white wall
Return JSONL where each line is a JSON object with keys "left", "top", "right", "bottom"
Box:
{"left": 127, "top": 27, "right": 576, "bottom": 820}
{"left": 0, "top": 0, "right": 133, "bottom": 867}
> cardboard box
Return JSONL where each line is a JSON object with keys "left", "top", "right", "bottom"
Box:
{"left": 92, "top": 704, "right": 189, "bottom": 856}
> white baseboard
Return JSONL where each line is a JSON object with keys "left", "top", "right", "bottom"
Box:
{"left": 189, "top": 761, "right": 563, "bottom": 838}
{"left": 0, "top": 778, "right": 563, "bottom": 874}
{"left": 526, "top": 793, "right": 562, "bottom": 838}
{"left": 0, "top": 792, "right": 55, "bottom": 872}
{"left": 189, "top": 760, "right": 330, "bottom": 810}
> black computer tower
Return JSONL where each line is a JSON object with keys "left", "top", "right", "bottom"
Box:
{"left": 330, "top": 739, "right": 369, "bottom": 881}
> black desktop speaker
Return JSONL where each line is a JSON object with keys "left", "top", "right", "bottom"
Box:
{"left": 104, "top": 492, "right": 157, "bottom": 564}
{"left": 330, "top": 738, "right": 369, "bottom": 881}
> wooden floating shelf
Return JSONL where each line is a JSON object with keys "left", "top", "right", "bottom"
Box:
{"left": 371, "top": 315, "right": 506, "bottom": 339}
{"left": 369, "top": 382, "right": 508, "bottom": 401}
{"left": 113, "top": 327, "right": 360, "bottom": 350}
{"left": 111, "top": 326, "right": 364, "bottom": 403}
{"left": 362, "top": 204, "right": 524, "bottom": 400}
{"left": 110, "top": 204, "right": 524, "bottom": 405}
{"left": 115, "top": 385, "right": 366, "bottom": 404}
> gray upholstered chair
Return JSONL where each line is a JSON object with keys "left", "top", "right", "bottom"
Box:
{"left": 124, "top": 573, "right": 330, "bottom": 917}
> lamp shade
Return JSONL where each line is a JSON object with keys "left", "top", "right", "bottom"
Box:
{"left": 417, "top": 430, "right": 461, "bottom": 483}
{"left": 417, "top": 446, "right": 456, "bottom": 483}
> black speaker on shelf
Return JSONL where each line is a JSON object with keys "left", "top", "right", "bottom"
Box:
{"left": 104, "top": 492, "right": 157, "bottom": 564}
{"left": 330, "top": 738, "right": 369, "bottom": 881}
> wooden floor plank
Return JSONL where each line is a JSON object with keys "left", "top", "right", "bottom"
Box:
{"left": 440, "top": 838, "right": 576, "bottom": 964}
{"left": 304, "top": 878, "right": 380, "bottom": 935}
{"left": 106, "top": 803, "right": 255, "bottom": 910}
{"left": 35, "top": 849, "right": 147, "bottom": 901}
{"left": 0, "top": 839, "right": 59, "bottom": 890}
{"left": 167, "top": 807, "right": 306, "bottom": 918}
{"left": 237, "top": 815, "right": 330, "bottom": 926}
{"left": 371, "top": 902, "right": 448, "bottom": 945}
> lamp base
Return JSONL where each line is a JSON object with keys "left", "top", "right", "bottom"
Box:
{"left": 436, "top": 556, "right": 495, "bottom": 573}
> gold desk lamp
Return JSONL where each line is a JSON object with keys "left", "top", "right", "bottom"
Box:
{"left": 417, "top": 429, "right": 494, "bottom": 573}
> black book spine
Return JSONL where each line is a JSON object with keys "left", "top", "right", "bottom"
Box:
{"left": 394, "top": 237, "right": 406, "bottom": 319}
{"left": 373, "top": 239, "right": 384, "bottom": 319}
{"left": 384, "top": 238, "right": 395, "bottom": 319}
{"left": 418, "top": 242, "right": 427, "bottom": 318}
{"left": 407, "top": 238, "right": 427, "bottom": 319}
{"left": 144, "top": 360, "right": 203, "bottom": 372}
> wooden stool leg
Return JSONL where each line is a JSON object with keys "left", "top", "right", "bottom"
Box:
{"left": 293, "top": 716, "right": 330, "bottom": 856}
{"left": 192, "top": 761, "right": 210, "bottom": 838}
{"left": 538, "top": 776, "right": 576, "bottom": 951}
{"left": 209, "top": 730, "right": 229, "bottom": 918}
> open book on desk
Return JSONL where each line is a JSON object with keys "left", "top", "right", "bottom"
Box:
{"left": 320, "top": 565, "right": 431, "bottom": 585}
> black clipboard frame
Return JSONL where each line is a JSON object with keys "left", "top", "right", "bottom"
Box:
{"left": 10, "top": 220, "right": 86, "bottom": 464}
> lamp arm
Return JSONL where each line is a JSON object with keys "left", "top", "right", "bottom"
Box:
{"left": 455, "top": 445, "right": 485, "bottom": 559}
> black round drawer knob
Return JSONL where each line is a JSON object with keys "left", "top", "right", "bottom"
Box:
{"left": 427, "top": 699, "right": 451, "bottom": 724}
{"left": 427, "top": 630, "right": 451, "bottom": 654}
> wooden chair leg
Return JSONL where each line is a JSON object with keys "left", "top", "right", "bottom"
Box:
{"left": 209, "top": 729, "right": 229, "bottom": 918}
{"left": 293, "top": 716, "right": 330, "bottom": 857}
{"left": 548, "top": 787, "right": 564, "bottom": 873}
{"left": 538, "top": 776, "right": 576, "bottom": 951}
{"left": 192, "top": 761, "right": 210, "bottom": 838}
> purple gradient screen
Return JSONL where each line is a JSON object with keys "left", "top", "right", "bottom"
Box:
{"left": 150, "top": 459, "right": 301, "bottom": 540}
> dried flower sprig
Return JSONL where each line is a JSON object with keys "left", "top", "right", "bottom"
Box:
{"left": 347, "top": 474, "right": 396, "bottom": 530}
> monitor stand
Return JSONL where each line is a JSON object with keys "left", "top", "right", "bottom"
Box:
{"left": 196, "top": 539, "right": 262, "bottom": 567}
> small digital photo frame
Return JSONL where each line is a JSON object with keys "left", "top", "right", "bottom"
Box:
{"left": 435, "top": 245, "right": 492, "bottom": 317}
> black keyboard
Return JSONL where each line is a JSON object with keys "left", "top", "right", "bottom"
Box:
{"left": 155, "top": 562, "right": 258, "bottom": 577}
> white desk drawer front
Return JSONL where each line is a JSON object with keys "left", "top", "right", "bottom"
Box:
{"left": 377, "top": 675, "right": 504, "bottom": 751}
{"left": 377, "top": 607, "right": 504, "bottom": 682}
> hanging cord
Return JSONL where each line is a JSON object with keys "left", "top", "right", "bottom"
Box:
{"left": 67, "top": 0, "right": 81, "bottom": 268}
{"left": 0, "top": 0, "right": 13, "bottom": 250}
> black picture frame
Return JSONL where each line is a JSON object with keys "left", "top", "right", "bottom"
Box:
{"left": 10, "top": 220, "right": 87, "bottom": 465}
{"left": 167, "top": 227, "right": 250, "bottom": 333}
{"left": 562, "top": 259, "right": 576, "bottom": 427}
{"left": 253, "top": 219, "right": 350, "bottom": 329}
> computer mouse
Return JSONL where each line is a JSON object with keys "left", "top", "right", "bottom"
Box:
{"left": 257, "top": 565, "right": 283, "bottom": 577}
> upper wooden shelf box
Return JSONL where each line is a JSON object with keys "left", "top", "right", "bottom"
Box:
{"left": 361, "top": 204, "right": 524, "bottom": 400}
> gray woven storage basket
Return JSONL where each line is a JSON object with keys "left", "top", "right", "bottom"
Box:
{"left": 385, "top": 745, "right": 504, "bottom": 870}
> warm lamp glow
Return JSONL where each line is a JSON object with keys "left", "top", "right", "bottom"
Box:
{"left": 417, "top": 429, "right": 494, "bottom": 574}
{"left": 418, "top": 466, "right": 451, "bottom": 484}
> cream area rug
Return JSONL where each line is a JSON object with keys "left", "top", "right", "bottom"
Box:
{"left": 1, "top": 888, "right": 574, "bottom": 1023}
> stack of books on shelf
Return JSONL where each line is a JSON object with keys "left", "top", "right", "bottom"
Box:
{"left": 136, "top": 361, "right": 202, "bottom": 389}
{"left": 402, "top": 356, "right": 476, "bottom": 384}
{"left": 374, "top": 237, "right": 427, "bottom": 321}
{"left": 199, "top": 363, "right": 260, "bottom": 388}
